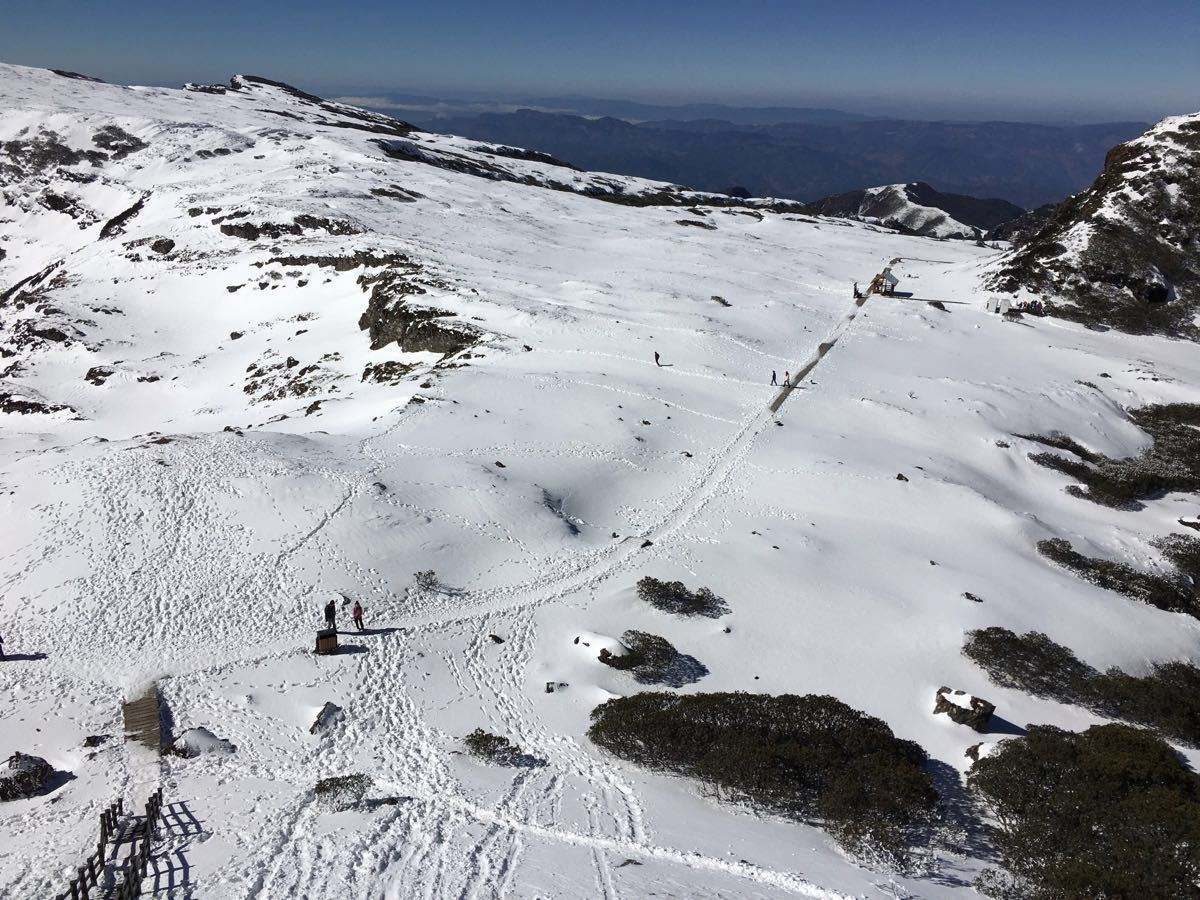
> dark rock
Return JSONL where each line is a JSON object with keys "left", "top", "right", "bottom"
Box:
{"left": 85, "top": 366, "right": 115, "bottom": 386}
{"left": 488, "top": 634, "right": 504, "bottom": 644}
{"left": 310, "top": 702, "right": 344, "bottom": 735}
{"left": 149, "top": 238, "right": 175, "bottom": 255}
{"left": 896, "top": 473, "right": 909, "bottom": 481}
{"left": 0, "top": 752, "right": 56, "bottom": 801}
{"left": 82, "top": 735, "right": 109, "bottom": 748}
{"left": 99, "top": 194, "right": 148, "bottom": 239}
{"left": 933, "top": 686, "right": 995, "bottom": 732}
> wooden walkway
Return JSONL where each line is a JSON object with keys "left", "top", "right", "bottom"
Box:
{"left": 122, "top": 685, "right": 165, "bottom": 754}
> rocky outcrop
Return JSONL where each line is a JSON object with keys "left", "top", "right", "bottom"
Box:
{"left": 357, "top": 269, "right": 483, "bottom": 357}
{"left": 171, "top": 726, "right": 235, "bottom": 758}
{"left": 933, "top": 687, "right": 995, "bottom": 732}
{"left": 988, "top": 203, "right": 1058, "bottom": 243}
{"left": 988, "top": 112, "right": 1200, "bottom": 338}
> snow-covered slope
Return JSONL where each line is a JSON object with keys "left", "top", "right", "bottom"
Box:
{"left": 988, "top": 111, "right": 1200, "bottom": 337}
{"left": 2, "top": 63, "right": 1200, "bottom": 899}
{"left": 802, "top": 182, "right": 1022, "bottom": 240}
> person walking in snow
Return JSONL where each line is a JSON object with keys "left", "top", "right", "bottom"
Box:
{"left": 0, "top": 633, "right": 5, "bottom": 660}
{"left": 352, "top": 600, "right": 365, "bottom": 632}
{"left": 323, "top": 599, "right": 336, "bottom": 631}
{"left": 783, "top": 371, "right": 790, "bottom": 385}
{"left": 853, "top": 281, "right": 860, "bottom": 299}
{"left": 771, "top": 370, "right": 778, "bottom": 386}
{"left": 654, "top": 351, "right": 661, "bottom": 367}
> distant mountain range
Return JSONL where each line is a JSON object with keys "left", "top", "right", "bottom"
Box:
{"left": 377, "top": 100, "right": 1147, "bottom": 209}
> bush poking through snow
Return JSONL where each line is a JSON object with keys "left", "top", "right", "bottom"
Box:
{"left": 635, "top": 577, "right": 729, "bottom": 618}
{"left": 463, "top": 729, "right": 544, "bottom": 767}
{"left": 963, "top": 627, "right": 1096, "bottom": 702}
{"left": 588, "top": 692, "right": 936, "bottom": 861}
{"left": 314, "top": 773, "right": 371, "bottom": 811}
{"left": 1023, "top": 404, "right": 1200, "bottom": 508}
{"left": 0, "top": 752, "right": 55, "bottom": 801}
{"left": 1037, "top": 538, "right": 1199, "bottom": 618}
{"left": 968, "top": 724, "right": 1200, "bottom": 898}
{"left": 171, "top": 727, "right": 235, "bottom": 758}
{"left": 413, "top": 570, "right": 439, "bottom": 592}
{"left": 964, "top": 627, "right": 1200, "bottom": 746}
{"left": 598, "top": 630, "right": 708, "bottom": 687}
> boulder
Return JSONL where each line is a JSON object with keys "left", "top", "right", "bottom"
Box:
{"left": 310, "top": 702, "right": 344, "bottom": 735}
{"left": 172, "top": 726, "right": 236, "bottom": 758}
{"left": 0, "top": 752, "right": 55, "bottom": 801}
{"left": 933, "top": 686, "right": 995, "bottom": 732}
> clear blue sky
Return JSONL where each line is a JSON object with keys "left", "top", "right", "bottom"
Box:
{"left": 2, "top": 0, "right": 1196, "bottom": 122}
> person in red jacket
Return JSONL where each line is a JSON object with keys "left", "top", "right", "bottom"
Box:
{"left": 352, "top": 601, "right": 365, "bottom": 632}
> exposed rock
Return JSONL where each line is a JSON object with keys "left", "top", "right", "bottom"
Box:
{"left": 220, "top": 215, "right": 360, "bottom": 242}
{"left": 84, "top": 366, "right": 115, "bottom": 386}
{"left": 933, "top": 686, "right": 995, "bottom": 732}
{"left": 0, "top": 391, "right": 72, "bottom": 415}
{"left": 988, "top": 113, "right": 1200, "bottom": 338}
{"left": 0, "top": 752, "right": 55, "bottom": 801}
{"left": 99, "top": 194, "right": 148, "bottom": 239}
{"left": 91, "top": 125, "right": 148, "bottom": 160}
{"left": 171, "top": 726, "right": 235, "bottom": 758}
{"left": 804, "top": 182, "right": 1021, "bottom": 239}
{"left": 357, "top": 269, "right": 483, "bottom": 357}
{"left": 310, "top": 701, "right": 344, "bottom": 735}
{"left": 150, "top": 238, "right": 175, "bottom": 255}
{"left": 361, "top": 360, "right": 415, "bottom": 383}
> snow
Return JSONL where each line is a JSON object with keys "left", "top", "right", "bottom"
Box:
{"left": 860, "top": 183, "right": 979, "bottom": 239}
{"left": 2, "top": 62, "right": 1200, "bottom": 898}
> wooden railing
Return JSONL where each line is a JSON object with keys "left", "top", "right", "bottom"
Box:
{"left": 62, "top": 787, "right": 164, "bottom": 900}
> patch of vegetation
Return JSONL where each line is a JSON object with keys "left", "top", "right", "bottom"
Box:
{"left": 413, "top": 570, "right": 439, "bottom": 591}
{"left": 1024, "top": 404, "right": 1200, "bottom": 508}
{"left": 463, "top": 729, "right": 544, "bottom": 767}
{"left": 968, "top": 724, "right": 1200, "bottom": 898}
{"left": 314, "top": 773, "right": 371, "bottom": 810}
{"left": 1037, "top": 537, "right": 1199, "bottom": 617}
{"left": 964, "top": 627, "right": 1200, "bottom": 746}
{"left": 588, "top": 692, "right": 936, "bottom": 861}
{"left": 598, "top": 630, "right": 708, "bottom": 687}
{"left": 635, "top": 577, "right": 729, "bottom": 618}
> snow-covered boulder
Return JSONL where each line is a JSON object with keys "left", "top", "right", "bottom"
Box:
{"left": 0, "top": 752, "right": 55, "bottom": 801}
{"left": 933, "top": 686, "right": 995, "bottom": 732}
{"left": 172, "top": 726, "right": 236, "bottom": 758}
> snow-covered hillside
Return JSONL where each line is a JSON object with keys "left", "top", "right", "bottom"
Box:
{"left": 802, "top": 182, "right": 1022, "bottom": 240}
{"left": 2, "top": 64, "right": 1199, "bottom": 899}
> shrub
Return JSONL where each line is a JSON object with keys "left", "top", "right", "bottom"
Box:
{"left": 598, "top": 630, "right": 708, "bottom": 687}
{"left": 962, "top": 627, "right": 1095, "bottom": 702}
{"left": 413, "top": 570, "right": 439, "bottom": 591}
{"left": 314, "top": 773, "right": 370, "bottom": 810}
{"left": 635, "top": 577, "right": 729, "bottom": 618}
{"left": 464, "top": 729, "right": 520, "bottom": 762}
{"left": 1023, "top": 403, "right": 1200, "bottom": 508}
{"left": 968, "top": 724, "right": 1200, "bottom": 898}
{"left": 1037, "top": 537, "right": 1198, "bottom": 618}
{"left": 963, "top": 627, "right": 1200, "bottom": 746}
{"left": 588, "top": 692, "right": 936, "bottom": 860}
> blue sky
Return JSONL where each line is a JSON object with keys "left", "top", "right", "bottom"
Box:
{"left": 2, "top": 0, "right": 1196, "bottom": 122}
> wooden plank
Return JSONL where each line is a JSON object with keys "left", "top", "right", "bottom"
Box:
{"left": 121, "top": 685, "right": 164, "bottom": 754}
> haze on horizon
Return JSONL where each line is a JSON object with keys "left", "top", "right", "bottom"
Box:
{"left": 1, "top": 0, "right": 1197, "bottom": 124}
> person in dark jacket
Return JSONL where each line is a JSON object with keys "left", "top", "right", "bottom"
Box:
{"left": 771, "top": 370, "right": 778, "bottom": 385}
{"left": 352, "top": 601, "right": 365, "bottom": 632}
{"left": 654, "top": 351, "right": 661, "bottom": 366}
{"left": 324, "top": 599, "right": 336, "bottom": 630}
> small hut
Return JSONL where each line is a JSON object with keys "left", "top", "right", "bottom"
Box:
{"left": 879, "top": 267, "right": 899, "bottom": 296}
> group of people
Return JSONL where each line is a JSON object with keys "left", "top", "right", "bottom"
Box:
{"left": 324, "top": 597, "right": 367, "bottom": 632}
{"left": 770, "top": 370, "right": 791, "bottom": 387}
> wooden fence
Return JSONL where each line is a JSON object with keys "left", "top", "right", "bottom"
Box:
{"left": 62, "top": 787, "right": 164, "bottom": 900}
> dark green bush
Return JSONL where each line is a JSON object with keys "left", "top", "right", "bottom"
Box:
{"left": 1024, "top": 403, "right": 1200, "bottom": 508}
{"left": 968, "top": 724, "right": 1200, "bottom": 898}
{"left": 1038, "top": 537, "right": 1198, "bottom": 617}
{"left": 588, "top": 692, "right": 936, "bottom": 860}
{"left": 635, "top": 577, "right": 729, "bottom": 618}
{"left": 962, "top": 627, "right": 1095, "bottom": 702}
{"left": 964, "top": 627, "right": 1200, "bottom": 746}
{"left": 598, "top": 630, "right": 708, "bottom": 687}
{"left": 464, "top": 729, "right": 521, "bottom": 764}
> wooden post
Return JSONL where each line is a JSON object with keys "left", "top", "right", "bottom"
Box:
{"left": 77, "top": 867, "right": 88, "bottom": 900}
{"left": 68, "top": 876, "right": 80, "bottom": 900}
